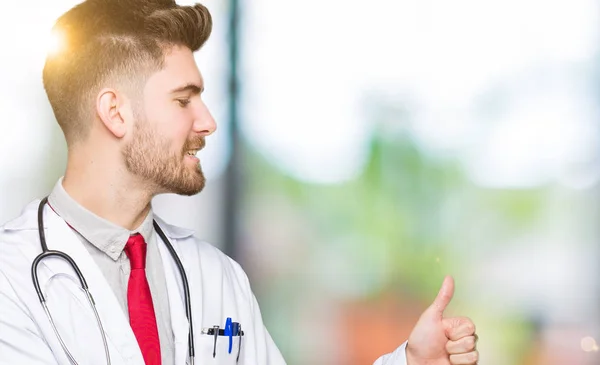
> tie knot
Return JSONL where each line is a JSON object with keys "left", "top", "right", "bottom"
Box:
{"left": 124, "top": 234, "right": 147, "bottom": 270}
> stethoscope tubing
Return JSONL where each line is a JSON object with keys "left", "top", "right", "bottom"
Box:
{"left": 31, "top": 197, "right": 195, "bottom": 365}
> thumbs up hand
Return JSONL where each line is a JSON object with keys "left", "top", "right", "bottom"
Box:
{"left": 406, "top": 276, "right": 479, "bottom": 365}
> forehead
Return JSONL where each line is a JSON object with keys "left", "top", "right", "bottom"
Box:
{"left": 144, "top": 45, "right": 203, "bottom": 92}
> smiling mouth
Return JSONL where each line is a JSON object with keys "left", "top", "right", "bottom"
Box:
{"left": 184, "top": 137, "right": 206, "bottom": 157}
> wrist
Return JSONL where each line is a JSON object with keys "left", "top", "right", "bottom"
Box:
{"left": 405, "top": 343, "right": 416, "bottom": 365}
{"left": 405, "top": 343, "right": 426, "bottom": 365}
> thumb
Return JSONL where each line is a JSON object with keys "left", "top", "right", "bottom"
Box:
{"left": 428, "top": 275, "right": 454, "bottom": 317}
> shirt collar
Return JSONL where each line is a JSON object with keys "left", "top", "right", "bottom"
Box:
{"left": 47, "top": 177, "right": 155, "bottom": 261}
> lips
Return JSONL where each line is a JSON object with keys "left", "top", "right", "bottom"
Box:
{"left": 183, "top": 137, "right": 206, "bottom": 157}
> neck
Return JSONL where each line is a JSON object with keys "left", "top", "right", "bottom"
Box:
{"left": 62, "top": 151, "right": 154, "bottom": 231}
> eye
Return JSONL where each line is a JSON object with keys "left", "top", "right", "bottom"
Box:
{"left": 177, "top": 99, "right": 191, "bottom": 107}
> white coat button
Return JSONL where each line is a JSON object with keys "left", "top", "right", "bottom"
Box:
{"left": 109, "top": 246, "right": 117, "bottom": 253}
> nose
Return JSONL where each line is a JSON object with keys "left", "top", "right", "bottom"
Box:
{"left": 193, "top": 99, "right": 217, "bottom": 136}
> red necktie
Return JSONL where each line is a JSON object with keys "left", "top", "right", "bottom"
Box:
{"left": 124, "top": 234, "right": 162, "bottom": 365}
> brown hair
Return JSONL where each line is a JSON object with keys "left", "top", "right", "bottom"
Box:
{"left": 42, "top": 0, "right": 212, "bottom": 144}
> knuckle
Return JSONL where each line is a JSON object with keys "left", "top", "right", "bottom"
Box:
{"left": 464, "top": 320, "right": 476, "bottom": 334}
{"left": 445, "top": 341, "right": 453, "bottom": 352}
{"left": 449, "top": 354, "right": 458, "bottom": 364}
{"left": 456, "top": 315, "right": 469, "bottom": 322}
{"left": 470, "top": 350, "right": 480, "bottom": 363}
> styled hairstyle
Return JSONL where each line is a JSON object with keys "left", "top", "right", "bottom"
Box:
{"left": 42, "top": 0, "right": 212, "bottom": 144}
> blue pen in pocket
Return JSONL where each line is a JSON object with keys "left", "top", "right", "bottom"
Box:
{"left": 224, "top": 317, "right": 233, "bottom": 354}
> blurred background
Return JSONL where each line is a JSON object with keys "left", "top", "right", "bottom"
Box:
{"left": 1, "top": 0, "right": 599, "bottom": 364}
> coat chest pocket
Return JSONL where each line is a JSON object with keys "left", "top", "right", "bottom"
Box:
{"left": 194, "top": 331, "right": 244, "bottom": 365}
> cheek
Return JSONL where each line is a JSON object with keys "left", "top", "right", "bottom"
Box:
{"left": 142, "top": 98, "right": 171, "bottom": 126}
{"left": 167, "top": 106, "right": 196, "bottom": 142}
{"left": 143, "top": 105, "right": 190, "bottom": 143}
{"left": 141, "top": 92, "right": 195, "bottom": 140}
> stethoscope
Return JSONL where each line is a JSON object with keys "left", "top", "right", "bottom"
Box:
{"left": 31, "top": 197, "right": 196, "bottom": 365}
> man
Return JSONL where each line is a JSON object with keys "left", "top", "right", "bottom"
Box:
{"left": 0, "top": 0, "right": 478, "bottom": 364}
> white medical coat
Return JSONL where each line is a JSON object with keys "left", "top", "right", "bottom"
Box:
{"left": 0, "top": 200, "right": 407, "bottom": 364}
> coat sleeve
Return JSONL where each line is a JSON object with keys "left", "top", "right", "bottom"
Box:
{"left": 228, "top": 258, "right": 287, "bottom": 364}
{"left": 0, "top": 269, "right": 59, "bottom": 365}
{"left": 373, "top": 341, "right": 409, "bottom": 365}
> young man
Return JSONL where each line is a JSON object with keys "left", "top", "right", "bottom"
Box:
{"left": 0, "top": 0, "right": 478, "bottom": 364}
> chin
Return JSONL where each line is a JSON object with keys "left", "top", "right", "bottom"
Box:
{"left": 147, "top": 160, "right": 206, "bottom": 196}
{"left": 169, "top": 174, "right": 206, "bottom": 196}
{"left": 177, "top": 184, "right": 205, "bottom": 196}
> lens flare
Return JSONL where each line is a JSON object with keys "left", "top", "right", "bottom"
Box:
{"left": 581, "top": 336, "right": 598, "bottom": 352}
{"left": 47, "top": 29, "right": 65, "bottom": 56}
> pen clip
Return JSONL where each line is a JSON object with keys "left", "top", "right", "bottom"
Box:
{"left": 235, "top": 323, "right": 242, "bottom": 362}
{"left": 212, "top": 325, "right": 219, "bottom": 358}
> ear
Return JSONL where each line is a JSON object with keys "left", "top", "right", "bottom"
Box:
{"left": 96, "top": 88, "right": 130, "bottom": 139}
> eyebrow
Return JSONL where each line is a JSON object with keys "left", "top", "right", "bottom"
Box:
{"left": 169, "top": 83, "right": 204, "bottom": 95}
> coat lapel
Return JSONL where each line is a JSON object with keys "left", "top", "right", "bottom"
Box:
{"left": 41, "top": 206, "right": 145, "bottom": 365}
{"left": 155, "top": 217, "right": 196, "bottom": 365}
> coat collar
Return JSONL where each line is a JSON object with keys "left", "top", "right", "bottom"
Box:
{"left": 4, "top": 199, "right": 195, "bottom": 240}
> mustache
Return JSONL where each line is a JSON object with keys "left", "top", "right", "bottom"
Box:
{"left": 183, "top": 136, "right": 206, "bottom": 152}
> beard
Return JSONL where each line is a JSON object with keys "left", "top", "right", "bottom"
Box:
{"left": 122, "top": 118, "right": 206, "bottom": 196}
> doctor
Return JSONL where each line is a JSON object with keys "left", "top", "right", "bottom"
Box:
{"left": 0, "top": 0, "right": 478, "bottom": 364}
